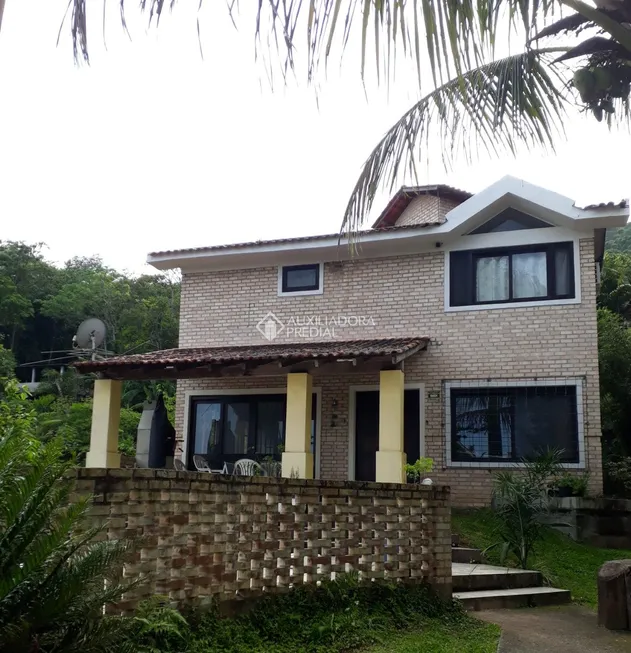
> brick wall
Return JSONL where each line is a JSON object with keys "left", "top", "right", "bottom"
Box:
{"left": 72, "top": 469, "right": 452, "bottom": 611}
{"left": 394, "top": 195, "right": 462, "bottom": 227}
{"left": 175, "top": 238, "right": 602, "bottom": 506}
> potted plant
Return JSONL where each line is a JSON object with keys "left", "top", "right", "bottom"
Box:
{"left": 404, "top": 457, "right": 434, "bottom": 485}
{"left": 552, "top": 472, "right": 590, "bottom": 498}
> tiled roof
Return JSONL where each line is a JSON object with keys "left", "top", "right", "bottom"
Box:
{"left": 372, "top": 184, "right": 473, "bottom": 229}
{"left": 578, "top": 200, "right": 628, "bottom": 211}
{"left": 148, "top": 223, "right": 442, "bottom": 259}
{"left": 74, "top": 338, "right": 429, "bottom": 376}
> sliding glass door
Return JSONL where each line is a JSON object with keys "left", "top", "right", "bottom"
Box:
{"left": 189, "top": 393, "right": 317, "bottom": 473}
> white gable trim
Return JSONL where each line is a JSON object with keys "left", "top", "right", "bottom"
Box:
{"left": 148, "top": 176, "right": 628, "bottom": 272}
{"left": 443, "top": 175, "right": 627, "bottom": 236}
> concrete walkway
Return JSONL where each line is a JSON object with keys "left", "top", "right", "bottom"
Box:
{"left": 477, "top": 606, "right": 631, "bottom": 652}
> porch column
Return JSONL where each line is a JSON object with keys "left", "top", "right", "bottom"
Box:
{"left": 376, "top": 369, "right": 405, "bottom": 483}
{"left": 282, "top": 372, "right": 313, "bottom": 479}
{"left": 85, "top": 379, "right": 122, "bottom": 468}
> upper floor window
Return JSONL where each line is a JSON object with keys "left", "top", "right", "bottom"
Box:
{"left": 449, "top": 242, "right": 574, "bottom": 307}
{"left": 278, "top": 263, "right": 323, "bottom": 296}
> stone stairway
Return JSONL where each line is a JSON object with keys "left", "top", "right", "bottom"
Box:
{"left": 451, "top": 534, "right": 571, "bottom": 610}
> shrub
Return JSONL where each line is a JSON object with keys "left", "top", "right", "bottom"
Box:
{"left": 492, "top": 450, "right": 563, "bottom": 569}
{"left": 35, "top": 398, "right": 141, "bottom": 462}
{"left": 129, "top": 576, "right": 461, "bottom": 653}
{"left": 605, "top": 457, "right": 631, "bottom": 497}
{"left": 404, "top": 457, "right": 434, "bottom": 484}
{"left": 132, "top": 597, "right": 189, "bottom": 653}
{"left": 0, "top": 380, "right": 138, "bottom": 652}
{"left": 554, "top": 472, "right": 590, "bottom": 497}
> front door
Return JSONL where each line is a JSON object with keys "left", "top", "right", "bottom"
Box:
{"left": 354, "top": 389, "right": 422, "bottom": 482}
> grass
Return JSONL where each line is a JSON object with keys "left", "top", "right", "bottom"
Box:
{"left": 365, "top": 618, "right": 500, "bottom": 652}
{"left": 453, "top": 508, "right": 631, "bottom": 607}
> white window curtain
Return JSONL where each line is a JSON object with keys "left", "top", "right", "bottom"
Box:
{"left": 476, "top": 256, "right": 509, "bottom": 302}
{"left": 555, "top": 248, "right": 570, "bottom": 295}
{"left": 512, "top": 252, "right": 547, "bottom": 298}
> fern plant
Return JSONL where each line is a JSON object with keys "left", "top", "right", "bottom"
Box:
{"left": 0, "top": 380, "right": 138, "bottom": 653}
{"left": 131, "top": 597, "right": 189, "bottom": 653}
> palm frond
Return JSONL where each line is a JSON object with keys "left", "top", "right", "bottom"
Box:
{"left": 532, "top": 12, "right": 593, "bottom": 40}
{"left": 69, "top": 0, "right": 558, "bottom": 85}
{"left": 0, "top": 408, "right": 140, "bottom": 653}
{"left": 554, "top": 35, "right": 629, "bottom": 62}
{"left": 340, "top": 49, "right": 568, "bottom": 233}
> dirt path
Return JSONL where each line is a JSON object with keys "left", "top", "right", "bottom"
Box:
{"left": 476, "top": 606, "right": 631, "bottom": 653}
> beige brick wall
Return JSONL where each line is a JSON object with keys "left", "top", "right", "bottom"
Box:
{"left": 73, "top": 469, "right": 452, "bottom": 611}
{"left": 394, "top": 195, "right": 462, "bottom": 227}
{"left": 176, "top": 238, "right": 602, "bottom": 506}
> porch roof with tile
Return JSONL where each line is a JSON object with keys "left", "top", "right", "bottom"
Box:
{"left": 73, "top": 337, "right": 430, "bottom": 380}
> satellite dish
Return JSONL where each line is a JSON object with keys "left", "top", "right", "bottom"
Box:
{"left": 74, "top": 318, "right": 106, "bottom": 350}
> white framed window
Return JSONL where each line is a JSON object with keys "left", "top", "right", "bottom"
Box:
{"left": 444, "top": 379, "right": 585, "bottom": 469}
{"left": 450, "top": 242, "right": 574, "bottom": 308}
{"left": 277, "top": 263, "right": 324, "bottom": 296}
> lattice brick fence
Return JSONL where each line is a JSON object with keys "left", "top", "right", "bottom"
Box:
{"left": 70, "top": 469, "right": 451, "bottom": 611}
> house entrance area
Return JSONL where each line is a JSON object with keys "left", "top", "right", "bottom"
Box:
{"left": 76, "top": 337, "right": 430, "bottom": 484}
{"left": 354, "top": 388, "right": 423, "bottom": 481}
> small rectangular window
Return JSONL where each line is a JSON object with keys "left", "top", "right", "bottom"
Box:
{"left": 450, "top": 242, "right": 574, "bottom": 307}
{"left": 280, "top": 264, "right": 321, "bottom": 294}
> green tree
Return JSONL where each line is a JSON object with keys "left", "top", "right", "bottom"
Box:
{"left": 598, "top": 252, "right": 631, "bottom": 320}
{"left": 0, "top": 344, "right": 15, "bottom": 379}
{"left": 598, "top": 307, "right": 631, "bottom": 455}
{"left": 0, "top": 380, "right": 137, "bottom": 652}
{"left": 69, "top": 2, "right": 631, "bottom": 230}
{"left": 607, "top": 224, "right": 631, "bottom": 254}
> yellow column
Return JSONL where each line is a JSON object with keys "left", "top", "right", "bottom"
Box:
{"left": 376, "top": 369, "right": 405, "bottom": 483}
{"left": 85, "top": 379, "right": 123, "bottom": 468}
{"left": 282, "top": 373, "right": 313, "bottom": 479}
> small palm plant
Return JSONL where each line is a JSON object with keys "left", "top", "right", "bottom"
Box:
{"left": 0, "top": 380, "right": 137, "bottom": 653}
{"left": 492, "top": 450, "right": 563, "bottom": 569}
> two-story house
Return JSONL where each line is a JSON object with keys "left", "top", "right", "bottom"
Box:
{"left": 78, "top": 176, "right": 629, "bottom": 506}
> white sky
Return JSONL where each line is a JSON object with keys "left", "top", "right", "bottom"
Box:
{"left": 0, "top": 1, "right": 629, "bottom": 275}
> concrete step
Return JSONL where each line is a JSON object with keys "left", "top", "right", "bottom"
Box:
{"left": 453, "top": 563, "right": 541, "bottom": 592}
{"left": 453, "top": 586, "right": 571, "bottom": 611}
{"left": 452, "top": 547, "right": 482, "bottom": 564}
{"left": 451, "top": 534, "right": 460, "bottom": 547}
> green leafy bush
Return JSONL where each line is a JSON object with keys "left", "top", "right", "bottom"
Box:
{"left": 491, "top": 451, "right": 563, "bottom": 569}
{"left": 554, "top": 472, "right": 590, "bottom": 497}
{"left": 128, "top": 576, "right": 463, "bottom": 653}
{"left": 404, "top": 457, "right": 434, "bottom": 484}
{"left": 0, "top": 380, "right": 138, "bottom": 653}
{"left": 35, "top": 397, "right": 141, "bottom": 462}
{"left": 132, "top": 597, "right": 189, "bottom": 653}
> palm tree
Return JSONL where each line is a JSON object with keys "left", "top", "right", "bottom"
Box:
{"left": 68, "top": 1, "right": 631, "bottom": 231}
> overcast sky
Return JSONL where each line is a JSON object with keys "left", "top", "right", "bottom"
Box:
{"left": 1, "top": 1, "right": 629, "bottom": 275}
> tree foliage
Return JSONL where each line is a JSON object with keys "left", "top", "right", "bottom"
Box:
{"left": 0, "top": 241, "right": 179, "bottom": 462}
{"left": 0, "top": 242, "right": 180, "bottom": 383}
{"left": 0, "top": 380, "right": 137, "bottom": 653}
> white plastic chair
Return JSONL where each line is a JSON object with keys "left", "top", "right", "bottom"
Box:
{"left": 233, "top": 458, "right": 263, "bottom": 476}
{"left": 173, "top": 458, "right": 186, "bottom": 471}
{"left": 193, "top": 455, "right": 212, "bottom": 473}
